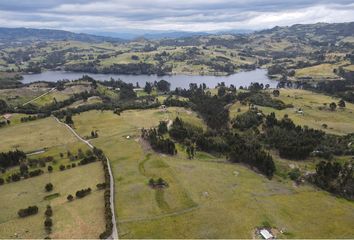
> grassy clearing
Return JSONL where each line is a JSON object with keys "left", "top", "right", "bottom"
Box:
{"left": 0, "top": 117, "right": 78, "bottom": 152}
{"left": 230, "top": 89, "right": 354, "bottom": 135}
{"left": 72, "top": 107, "right": 354, "bottom": 239}
{"left": 0, "top": 87, "right": 48, "bottom": 106}
{"left": 1, "top": 142, "right": 90, "bottom": 179}
{"left": 0, "top": 162, "right": 105, "bottom": 239}
{"left": 295, "top": 63, "right": 341, "bottom": 79}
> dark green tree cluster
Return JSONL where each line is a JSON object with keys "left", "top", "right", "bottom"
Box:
{"left": 18, "top": 206, "right": 38, "bottom": 218}
{"left": 264, "top": 113, "right": 325, "bottom": 159}
{"left": 227, "top": 133, "right": 275, "bottom": 178}
{"left": 311, "top": 161, "right": 354, "bottom": 200}
{"left": 75, "top": 188, "right": 92, "bottom": 198}
{"left": 0, "top": 150, "right": 26, "bottom": 168}
{"left": 148, "top": 178, "right": 168, "bottom": 188}
{"left": 141, "top": 128, "right": 177, "bottom": 155}
{"left": 232, "top": 110, "right": 263, "bottom": 130}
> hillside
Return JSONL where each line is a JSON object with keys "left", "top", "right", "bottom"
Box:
{"left": 0, "top": 27, "right": 124, "bottom": 44}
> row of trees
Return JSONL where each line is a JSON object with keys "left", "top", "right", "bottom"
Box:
{"left": 310, "top": 161, "right": 354, "bottom": 200}
{"left": 141, "top": 128, "right": 177, "bottom": 155}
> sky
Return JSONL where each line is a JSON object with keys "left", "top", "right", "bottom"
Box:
{"left": 0, "top": 0, "right": 354, "bottom": 34}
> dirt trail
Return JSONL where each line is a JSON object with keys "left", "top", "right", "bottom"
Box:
{"left": 53, "top": 117, "right": 119, "bottom": 240}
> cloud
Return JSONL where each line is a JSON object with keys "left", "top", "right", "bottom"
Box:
{"left": 0, "top": 0, "right": 353, "bottom": 33}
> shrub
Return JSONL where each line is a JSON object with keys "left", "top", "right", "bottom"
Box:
{"left": 45, "top": 183, "right": 53, "bottom": 192}
{"left": 47, "top": 165, "right": 53, "bottom": 172}
{"left": 96, "top": 183, "right": 107, "bottom": 190}
{"left": 288, "top": 168, "right": 301, "bottom": 181}
{"left": 45, "top": 205, "right": 53, "bottom": 217}
{"left": 0, "top": 177, "right": 4, "bottom": 185}
{"left": 18, "top": 206, "right": 38, "bottom": 218}
{"left": 75, "top": 188, "right": 92, "bottom": 198}
{"left": 67, "top": 194, "right": 74, "bottom": 201}
{"left": 59, "top": 165, "right": 65, "bottom": 171}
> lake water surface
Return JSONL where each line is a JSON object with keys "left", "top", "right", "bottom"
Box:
{"left": 22, "top": 69, "right": 278, "bottom": 89}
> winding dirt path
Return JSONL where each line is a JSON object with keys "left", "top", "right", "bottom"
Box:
{"left": 53, "top": 117, "right": 119, "bottom": 239}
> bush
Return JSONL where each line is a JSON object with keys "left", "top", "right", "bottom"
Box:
{"left": 18, "top": 206, "right": 38, "bottom": 218}
{"left": 75, "top": 188, "right": 92, "bottom": 198}
{"left": 96, "top": 183, "right": 107, "bottom": 190}
{"left": 0, "top": 177, "right": 4, "bottom": 185}
{"left": 44, "top": 217, "right": 53, "bottom": 228}
{"left": 45, "top": 183, "right": 53, "bottom": 192}
{"left": 59, "top": 165, "right": 65, "bottom": 171}
{"left": 288, "top": 168, "right": 301, "bottom": 181}
{"left": 67, "top": 194, "right": 74, "bottom": 201}
{"left": 45, "top": 205, "right": 53, "bottom": 217}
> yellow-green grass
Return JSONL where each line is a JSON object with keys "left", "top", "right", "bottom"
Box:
{"left": 0, "top": 162, "right": 105, "bottom": 239}
{"left": 295, "top": 63, "right": 340, "bottom": 79}
{"left": 32, "top": 90, "right": 70, "bottom": 106}
{"left": 1, "top": 142, "right": 90, "bottom": 180}
{"left": 0, "top": 117, "right": 78, "bottom": 152}
{"left": 72, "top": 107, "right": 205, "bottom": 139}
{"left": 343, "top": 64, "right": 354, "bottom": 71}
{"left": 230, "top": 89, "right": 354, "bottom": 135}
{"left": 72, "top": 107, "right": 354, "bottom": 239}
{"left": 1, "top": 113, "right": 34, "bottom": 126}
{"left": 66, "top": 96, "right": 102, "bottom": 109}
{"left": 0, "top": 87, "right": 48, "bottom": 106}
{"left": 32, "top": 85, "right": 91, "bottom": 106}
{"left": 120, "top": 157, "right": 354, "bottom": 239}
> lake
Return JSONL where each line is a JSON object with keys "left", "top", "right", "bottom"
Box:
{"left": 22, "top": 69, "right": 278, "bottom": 89}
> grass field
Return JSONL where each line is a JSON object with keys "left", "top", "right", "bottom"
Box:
{"left": 0, "top": 86, "right": 48, "bottom": 106}
{"left": 31, "top": 85, "right": 91, "bottom": 106}
{"left": 0, "top": 162, "right": 105, "bottom": 239}
{"left": 72, "top": 107, "right": 354, "bottom": 239}
{"left": 295, "top": 63, "right": 341, "bottom": 79}
{"left": 230, "top": 88, "right": 354, "bottom": 135}
{"left": 0, "top": 117, "right": 78, "bottom": 152}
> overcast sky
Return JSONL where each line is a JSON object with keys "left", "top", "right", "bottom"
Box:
{"left": 0, "top": 0, "right": 354, "bottom": 33}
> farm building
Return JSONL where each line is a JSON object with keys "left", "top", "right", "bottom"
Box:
{"left": 260, "top": 229, "right": 274, "bottom": 239}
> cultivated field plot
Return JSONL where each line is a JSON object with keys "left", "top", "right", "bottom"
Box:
{"left": 295, "top": 63, "right": 341, "bottom": 80}
{"left": 0, "top": 86, "right": 49, "bottom": 106}
{"left": 0, "top": 117, "right": 78, "bottom": 152}
{"left": 0, "top": 116, "right": 106, "bottom": 238}
{"left": 32, "top": 85, "right": 90, "bottom": 107}
{"left": 0, "top": 163, "right": 105, "bottom": 239}
{"left": 72, "top": 107, "right": 354, "bottom": 239}
{"left": 230, "top": 89, "right": 354, "bottom": 135}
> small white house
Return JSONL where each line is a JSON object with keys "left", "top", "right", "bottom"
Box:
{"left": 260, "top": 229, "right": 273, "bottom": 239}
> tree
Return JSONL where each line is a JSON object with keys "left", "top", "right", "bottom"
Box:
{"left": 45, "top": 183, "right": 53, "bottom": 192}
{"left": 329, "top": 102, "right": 337, "bottom": 111}
{"left": 59, "top": 165, "right": 65, "bottom": 171}
{"left": 272, "top": 89, "right": 280, "bottom": 97}
{"left": 157, "top": 121, "right": 168, "bottom": 135}
{"left": 45, "top": 205, "right": 53, "bottom": 217}
{"left": 65, "top": 115, "right": 74, "bottom": 125}
{"left": 18, "top": 206, "right": 38, "bottom": 218}
{"left": 67, "top": 194, "right": 74, "bottom": 201}
{"left": 144, "top": 82, "right": 153, "bottom": 94}
{"left": 338, "top": 99, "right": 346, "bottom": 108}
{"left": 47, "top": 165, "right": 53, "bottom": 173}
{"left": 0, "top": 178, "right": 4, "bottom": 185}
{"left": 44, "top": 217, "right": 53, "bottom": 228}
{"left": 78, "top": 148, "right": 85, "bottom": 159}
{"left": 19, "top": 163, "right": 28, "bottom": 175}
{"left": 156, "top": 80, "right": 171, "bottom": 92}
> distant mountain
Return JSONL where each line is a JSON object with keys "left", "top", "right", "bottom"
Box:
{"left": 89, "top": 30, "right": 210, "bottom": 40}
{"left": 0, "top": 27, "right": 124, "bottom": 43}
{"left": 89, "top": 29, "right": 253, "bottom": 40}
{"left": 256, "top": 22, "right": 354, "bottom": 43}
